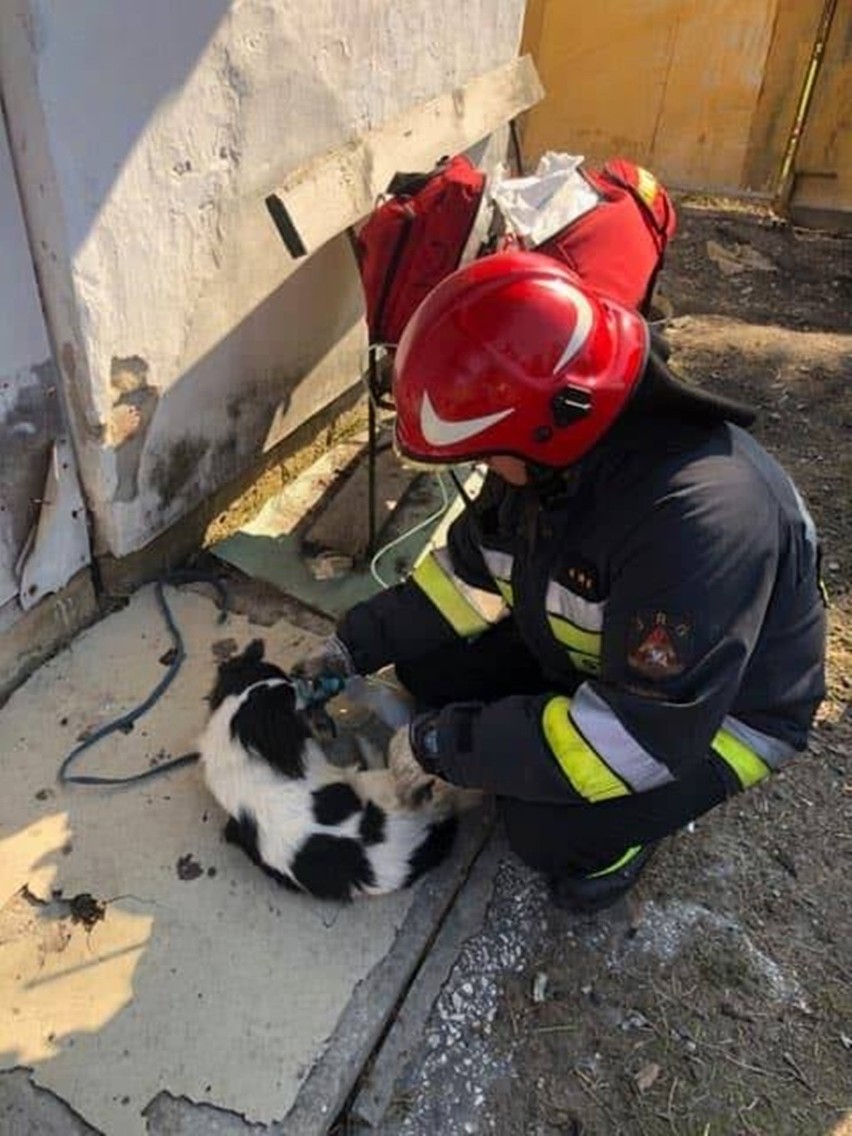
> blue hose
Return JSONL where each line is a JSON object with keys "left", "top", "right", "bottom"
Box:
{"left": 58, "top": 572, "right": 228, "bottom": 788}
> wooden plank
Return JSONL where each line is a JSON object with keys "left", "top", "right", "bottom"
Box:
{"left": 266, "top": 55, "right": 543, "bottom": 257}
{"left": 791, "top": 2, "right": 852, "bottom": 216}
{"left": 0, "top": 569, "right": 98, "bottom": 705}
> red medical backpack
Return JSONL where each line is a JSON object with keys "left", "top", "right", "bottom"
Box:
{"left": 355, "top": 154, "right": 677, "bottom": 348}
{"left": 534, "top": 158, "right": 677, "bottom": 313}
{"left": 354, "top": 155, "right": 486, "bottom": 346}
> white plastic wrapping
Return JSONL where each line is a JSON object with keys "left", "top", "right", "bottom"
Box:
{"left": 489, "top": 151, "right": 599, "bottom": 246}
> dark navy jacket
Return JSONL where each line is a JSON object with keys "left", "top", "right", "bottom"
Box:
{"left": 338, "top": 415, "right": 826, "bottom": 805}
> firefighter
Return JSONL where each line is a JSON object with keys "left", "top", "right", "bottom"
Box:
{"left": 296, "top": 251, "right": 826, "bottom": 913}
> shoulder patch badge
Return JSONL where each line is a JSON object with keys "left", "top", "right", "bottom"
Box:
{"left": 627, "top": 611, "right": 692, "bottom": 680}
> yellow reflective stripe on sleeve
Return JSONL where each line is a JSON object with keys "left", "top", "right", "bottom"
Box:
{"left": 712, "top": 727, "right": 770, "bottom": 789}
{"left": 571, "top": 684, "right": 675, "bottom": 791}
{"left": 722, "top": 715, "right": 796, "bottom": 769}
{"left": 496, "top": 579, "right": 514, "bottom": 606}
{"left": 412, "top": 552, "right": 491, "bottom": 638}
{"left": 546, "top": 582, "right": 604, "bottom": 675}
{"left": 546, "top": 615, "right": 601, "bottom": 657}
{"left": 417, "top": 546, "right": 506, "bottom": 621}
{"left": 542, "top": 696, "right": 631, "bottom": 802}
{"left": 547, "top": 615, "right": 601, "bottom": 674}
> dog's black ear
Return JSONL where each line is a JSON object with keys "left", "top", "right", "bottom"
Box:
{"left": 244, "top": 639, "right": 265, "bottom": 663}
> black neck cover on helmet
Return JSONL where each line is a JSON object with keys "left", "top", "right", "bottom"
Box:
{"left": 524, "top": 333, "right": 757, "bottom": 498}
{"left": 628, "top": 340, "right": 757, "bottom": 430}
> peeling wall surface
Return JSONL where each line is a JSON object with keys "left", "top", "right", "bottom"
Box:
{"left": 0, "top": 0, "right": 526, "bottom": 559}
{"left": 0, "top": 109, "right": 90, "bottom": 622}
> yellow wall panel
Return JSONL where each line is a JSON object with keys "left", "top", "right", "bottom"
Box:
{"left": 649, "top": 1, "right": 778, "bottom": 188}
{"left": 792, "top": 3, "right": 852, "bottom": 216}
{"left": 743, "top": 0, "right": 826, "bottom": 192}
{"left": 521, "top": 0, "right": 676, "bottom": 169}
{"left": 521, "top": 0, "right": 780, "bottom": 191}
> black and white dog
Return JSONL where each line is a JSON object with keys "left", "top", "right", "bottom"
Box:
{"left": 198, "top": 639, "right": 464, "bottom": 901}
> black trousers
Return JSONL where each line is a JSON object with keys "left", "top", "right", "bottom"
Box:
{"left": 395, "top": 620, "right": 729, "bottom": 876}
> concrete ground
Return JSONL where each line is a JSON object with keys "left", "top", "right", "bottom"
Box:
{"left": 0, "top": 578, "right": 493, "bottom": 1136}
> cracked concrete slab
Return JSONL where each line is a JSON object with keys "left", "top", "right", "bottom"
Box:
{"left": 0, "top": 1067, "right": 99, "bottom": 1135}
{"left": 0, "top": 585, "right": 433, "bottom": 1135}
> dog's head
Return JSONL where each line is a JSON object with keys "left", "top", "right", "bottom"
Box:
{"left": 207, "top": 639, "right": 287, "bottom": 712}
{"left": 207, "top": 638, "right": 339, "bottom": 747}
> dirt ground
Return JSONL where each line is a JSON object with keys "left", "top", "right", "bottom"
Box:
{"left": 446, "top": 205, "right": 852, "bottom": 1136}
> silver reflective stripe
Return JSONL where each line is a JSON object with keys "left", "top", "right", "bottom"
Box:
{"left": 545, "top": 580, "right": 604, "bottom": 631}
{"left": 786, "top": 475, "right": 818, "bottom": 556}
{"left": 481, "top": 547, "right": 514, "bottom": 584}
{"left": 570, "top": 683, "right": 675, "bottom": 792}
{"left": 432, "top": 547, "right": 507, "bottom": 623}
{"left": 722, "top": 715, "right": 796, "bottom": 769}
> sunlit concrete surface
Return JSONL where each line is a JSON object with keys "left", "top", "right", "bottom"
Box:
{"left": 0, "top": 586, "right": 417, "bottom": 1134}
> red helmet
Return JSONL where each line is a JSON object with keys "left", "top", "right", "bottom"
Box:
{"left": 393, "top": 251, "right": 649, "bottom": 467}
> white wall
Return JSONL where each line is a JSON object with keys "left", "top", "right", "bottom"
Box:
{"left": 0, "top": 108, "right": 90, "bottom": 619}
{"left": 0, "top": 0, "right": 526, "bottom": 559}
